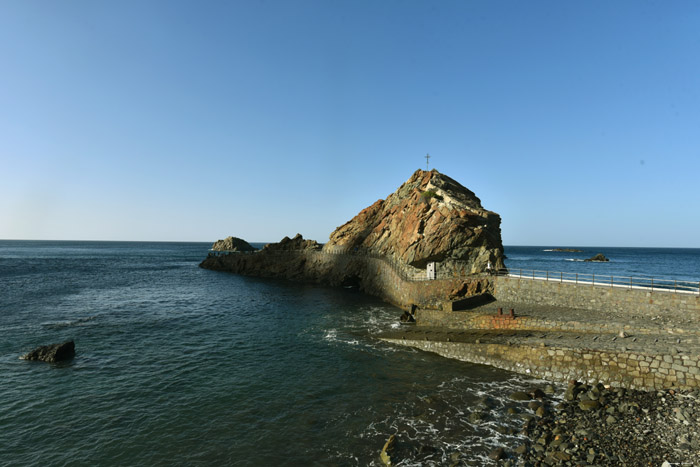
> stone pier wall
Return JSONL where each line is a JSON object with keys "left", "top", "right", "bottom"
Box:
{"left": 202, "top": 251, "right": 700, "bottom": 317}
{"left": 383, "top": 338, "right": 700, "bottom": 391}
{"left": 492, "top": 275, "right": 700, "bottom": 317}
{"left": 201, "top": 250, "right": 482, "bottom": 311}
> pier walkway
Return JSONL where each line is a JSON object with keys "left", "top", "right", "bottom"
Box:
{"left": 380, "top": 299, "right": 700, "bottom": 391}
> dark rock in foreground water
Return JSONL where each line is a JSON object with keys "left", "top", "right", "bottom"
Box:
{"left": 21, "top": 341, "right": 75, "bottom": 363}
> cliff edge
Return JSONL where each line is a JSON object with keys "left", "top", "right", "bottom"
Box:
{"left": 325, "top": 169, "right": 504, "bottom": 273}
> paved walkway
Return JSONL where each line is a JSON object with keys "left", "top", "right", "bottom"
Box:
{"left": 379, "top": 300, "right": 700, "bottom": 357}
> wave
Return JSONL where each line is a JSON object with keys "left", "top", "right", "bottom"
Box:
{"left": 42, "top": 315, "right": 99, "bottom": 329}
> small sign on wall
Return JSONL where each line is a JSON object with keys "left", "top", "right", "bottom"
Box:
{"left": 427, "top": 262, "right": 436, "bottom": 280}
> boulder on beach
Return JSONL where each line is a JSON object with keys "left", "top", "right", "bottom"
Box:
{"left": 585, "top": 253, "right": 609, "bottom": 262}
{"left": 21, "top": 340, "right": 75, "bottom": 363}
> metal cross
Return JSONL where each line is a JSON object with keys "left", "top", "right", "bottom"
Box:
{"left": 425, "top": 153, "right": 431, "bottom": 170}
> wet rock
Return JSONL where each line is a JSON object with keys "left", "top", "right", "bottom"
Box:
{"left": 380, "top": 434, "right": 395, "bottom": 466}
{"left": 509, "top": 391, "right": 532, "bottom": 401}
{"left": 585, "top": 253, "right": 609, "bottom": 262}
{"left": 578, "top": 400, "right": 600, "bottom": 411}
{"left": 527, "top": 400, "right": 542, "bottom": 410}
{"left": 514, "top": 381, "right": 700, "bottom": 467}
{"left": 21, "top": 340, "right": 75, "bottom": 363}
{"left": 488, "top": 447, "right": 505, "bottom": 460}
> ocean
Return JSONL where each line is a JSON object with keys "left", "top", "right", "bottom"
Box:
{"left": 1, "top": 241, "right": 698, "bottom": 466}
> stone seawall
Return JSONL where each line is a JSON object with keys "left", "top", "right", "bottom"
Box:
{"left": 200, "top": 250, "right": 486, "bottom": 311}
{"left": 381, "top": 337, "right": 700, "bottom": 391}
{"left": 203, "top": 250, "right": 700, "bottom": 390}
{"left": 493, "top": 275, "right": 700, "bottom": 316}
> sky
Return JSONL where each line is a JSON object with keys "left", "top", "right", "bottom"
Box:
{"left": 1, "top": 1, "right": 699, "bottom": 247}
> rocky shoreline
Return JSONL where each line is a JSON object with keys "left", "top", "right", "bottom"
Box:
{"left": 503, "top": 381, "right": 700, "bottom": 466}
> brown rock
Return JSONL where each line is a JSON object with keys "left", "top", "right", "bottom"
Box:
{"left": 262, "top": 233, "right": 321, "bottom": 251}
{"left": 211, "top": 236, "right": 257, "bottom": 252}
{"left": 325, "top": 169, "right": 505, "bottom": 272}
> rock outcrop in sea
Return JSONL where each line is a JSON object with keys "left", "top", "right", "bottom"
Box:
{"left": 585, "top": 253, "right": 610, "bottom": 262}
{"left": 21, "top": 341, "right": 75, "bottom": 363}
{"left": 200, "top": 169, "right": 505, "bottom": 309}
{"left": 326, "top": 169, "right": 505, "bottom": 272}
{"left": 211, "top": 236, "right": 257, "bottom": 252}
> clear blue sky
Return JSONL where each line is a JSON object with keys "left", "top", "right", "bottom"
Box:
{"left": 2, "top": 1, "right": 699, "bottom": 247}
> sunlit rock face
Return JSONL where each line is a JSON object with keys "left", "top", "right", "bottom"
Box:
{"left": 325, "top": 169, "right": 505, "bottom": 273}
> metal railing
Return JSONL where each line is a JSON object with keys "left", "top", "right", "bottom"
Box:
{"left": 495, "top": 268, "right": 700, "bottom": 295}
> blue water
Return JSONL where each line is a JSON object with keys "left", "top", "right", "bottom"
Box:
{"left": 505, "top": 246, "right": 700, "bottom": 287}
{"left": 1, "top": 241, "right": 547, "bottom": 466}
{"left": 3, "top": 241, "right": 697, "bottom": 466}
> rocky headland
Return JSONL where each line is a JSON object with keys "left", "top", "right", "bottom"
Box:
{"left": 200, "top": 169, "right": 505, "bottom": 308}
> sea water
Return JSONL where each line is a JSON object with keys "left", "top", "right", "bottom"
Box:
{"left": 1, "top": 241, "right": 697, "bottom": 466}
{"left": 505, "top": 246, "right": 700, "bottom": 290}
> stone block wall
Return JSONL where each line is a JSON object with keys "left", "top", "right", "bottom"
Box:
{"left": 493, "top": 276, "right": 700, "bottom": 317}
{"left": 384, "top": 338, "right": 700, "bottom": 391}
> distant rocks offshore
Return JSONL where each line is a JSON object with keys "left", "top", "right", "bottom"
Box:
{"left": 585, "top": 253, "right": 610, "bottom": 262}
{"left": 21, "top": 341, "right": 75, "bottom": 363}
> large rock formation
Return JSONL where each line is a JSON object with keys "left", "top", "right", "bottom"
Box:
{"left": 262, "top": 233, "right": 321, "bottom": 252}
{"left": 324, "top": 169, "right": 504, "bottom": 273}
{"left": 212, "top": 236, "right": 257, "bottom": 252}
{"left": 200, "top": 169, "right": 505, "bottom": 310}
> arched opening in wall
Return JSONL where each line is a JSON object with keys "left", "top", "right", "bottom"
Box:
{"left": 341, "top": 274, "right": 361, "bottom": 289}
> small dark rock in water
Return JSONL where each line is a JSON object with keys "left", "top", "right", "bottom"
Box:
{"left": 21, "top": 341, "right": 75, "bottom": 363}
{"left": 399, "top": 311, "right": 416, "bottom": 323}
{"left": 585, "top": 253, "right": 609, "bottom": 262}
{"left": 488, "top": 447, "right": 505, "bottom": 460}
{"left": 509, "top": 391, "right": 532, "bottom": 401}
